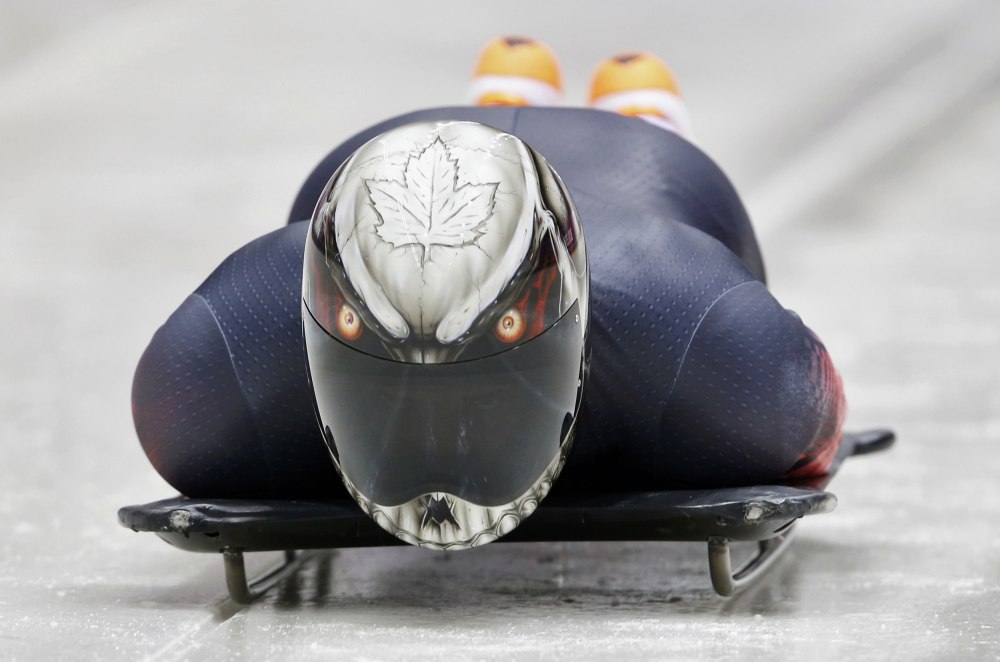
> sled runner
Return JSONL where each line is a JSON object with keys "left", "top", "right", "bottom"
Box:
{"left": 119, "top": 429, "right": 893, "bottom": 602}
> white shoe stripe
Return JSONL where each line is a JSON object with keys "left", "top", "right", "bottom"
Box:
{"left": 591, "top": 89, "right": 695, "bottom": 139}
{"left": 467, "top": 75, "right": 563, "bottom": 106}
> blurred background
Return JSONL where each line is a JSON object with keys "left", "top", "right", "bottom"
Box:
{"left": 1, "top": 1, "right": 998, "bottom": 659}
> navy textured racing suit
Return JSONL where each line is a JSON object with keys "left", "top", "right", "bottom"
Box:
{"left": 131, "top": 107, "right": 845, "bottom": 499}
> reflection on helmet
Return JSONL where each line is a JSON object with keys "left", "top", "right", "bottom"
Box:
{"left": 303, "top": 121, "right": 589, "bottom": 549}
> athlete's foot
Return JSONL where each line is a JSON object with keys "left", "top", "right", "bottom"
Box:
{"left": 469, "top": 36, "right": 563, "bottom": 107}
{"left": 588, "top": 52, "right": 694, "bottom": 139}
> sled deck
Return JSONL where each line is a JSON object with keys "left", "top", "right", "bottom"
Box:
{"left": 119, "top": 429, "right": 894, "bottom": 602}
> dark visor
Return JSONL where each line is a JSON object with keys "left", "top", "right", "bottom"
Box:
{"left": 304, "top": 301, "right": 584, "bottom": 507}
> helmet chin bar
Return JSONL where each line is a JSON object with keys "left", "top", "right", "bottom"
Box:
{"left": 332, "top": 429, "right": 574, "bottom": 550}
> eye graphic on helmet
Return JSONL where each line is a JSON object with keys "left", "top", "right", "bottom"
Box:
{"left": 302, "top": 120, "right": 589, "bottom": 549}
{"left": 495, "top": 308, "right": 525, "bottom": 343}
{"left": 335, "top": 302, "right": 362, "bottom": 341}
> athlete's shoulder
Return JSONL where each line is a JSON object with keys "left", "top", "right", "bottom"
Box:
{"left": 657, "top": 279, "right": 845, "bottom": 484}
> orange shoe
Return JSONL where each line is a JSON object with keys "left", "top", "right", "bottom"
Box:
{"left": 469, "top": 36, "right": 563, "bottom": 107}
{"left": 588, "top": 52, "right": 694, "bottom": 138}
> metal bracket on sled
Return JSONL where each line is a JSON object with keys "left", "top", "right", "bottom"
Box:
{"left": 223, "top": 549, "right": 302, "bottom": 604}
{"left": 707, "top": 524, "right": 797, "bottom": 596}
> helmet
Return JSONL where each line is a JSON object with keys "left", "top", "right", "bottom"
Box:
{"left": 302, "top": 120, "right": 588, "bottom": 549}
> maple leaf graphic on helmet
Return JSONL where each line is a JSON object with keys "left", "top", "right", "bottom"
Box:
{"left": 365, "top": 137, "right": 499, "bottom": 254}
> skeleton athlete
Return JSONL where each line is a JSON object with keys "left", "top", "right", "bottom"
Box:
{"left": 131, "top": 39, "right": 845, "bottom": 546}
